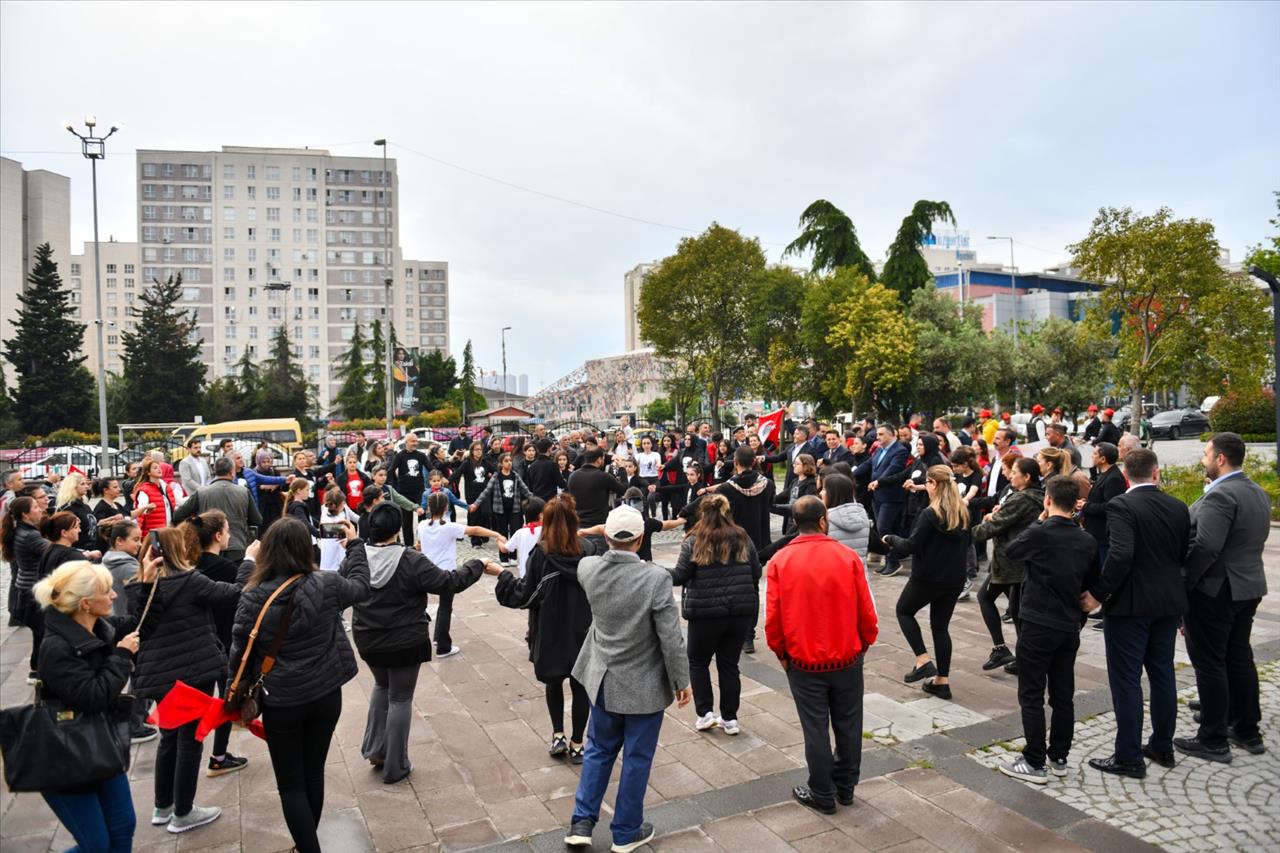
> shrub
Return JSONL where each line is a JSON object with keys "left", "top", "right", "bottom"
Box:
{"left": 1161, "top": 456, "right": 1280, "bottom": 520}
{"left": 1209, "top": 388, "right": 1275, "bottom": 435}
{"left": 44, "top": 428, "right": 100, "bottom": 445}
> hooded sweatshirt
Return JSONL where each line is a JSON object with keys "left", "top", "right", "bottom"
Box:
{"left": 717, "top": 470, "right": 775, "bottom": 551}
{"left": 826, "top": 501, "right": 871, "bottom": 561}
{"left": 102, "top": 549, "right": 140, "bottom": 617}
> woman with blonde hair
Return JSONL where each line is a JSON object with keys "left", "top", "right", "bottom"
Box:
{"left": 33, "top": 559, "right": 145, "bottom": 852}
{"left": 669, "top": 492, "right": 760, "bottom": 735}
{"left": 1037, "top": 446, "right": 1092, "bottom": 499}
{"left": 125, "top": 525, "right": 245, "bottom": 834}
{"left": 56, "top": 471, "right": 100, "bottom": 551}
{"left": 883, "top": 465, "right": 971, "bottom": 700}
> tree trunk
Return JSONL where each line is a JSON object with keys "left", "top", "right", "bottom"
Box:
{"left": 710, "top": 376, "right": 722, "bottom": 432}
{"left": 1131, "top": 384, "right": 1143, "bottom": 436}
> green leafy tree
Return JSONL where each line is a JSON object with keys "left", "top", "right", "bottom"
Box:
{"left": 880, "top": 200, "right": 956, "bottom": 297}
{"left": 902, "top": 283, "right": 1001, "bottom": 415}
{"left": 637, "top": 223, "right": 767, "bottom": 429}
{"left": 333, "top": 321, "right": 376, "bottom": 419}
{"left": 642, "top": 397, "right": 674, "bottom": 425}
{"left": 782, "top": 200, "right": 877, "bottom": 281}
{"left": 257, "top": 325, "right": 314, "bottom": 421}
{"left": 119, "top": 274, "right": 207, "bottom": 422}
{"left": 1010, "top": 316, "right": 1111, "bottom": 417}
{"left": 452, "top": 339, "right": 484, "bottom": 419}
{"left": 416, "top": 348, "right": 459, "bottom": 411}
{"left": 2, "top": 243, "right": 96, "bottom": 434}
{"left": 1244, "top": 191, "right": 1280, "bottom": 281}
{"left": 232, "top": 350, "right": 262, "bottom": 417}
{"left": 825, "top": 271, "right": 917, "bottom": 415}
{"left": 744, "top": 265, "right": 806, "bottom": 403}
{"left": 199, "top": 376, "right": 244, "bottom": 424}
{"left": 1071, "top": 206, "right": 1234, "bottom": 433}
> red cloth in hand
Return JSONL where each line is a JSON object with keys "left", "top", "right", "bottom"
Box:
{"left": 146, "top": 680, "right": 266, "bottom": 740}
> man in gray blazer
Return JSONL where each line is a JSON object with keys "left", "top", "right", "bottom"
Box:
{"left": 1178, "top": 432, "right": 1271, "bottom": 761}
{"left": 566, "top": 506, "right": 691, "bottom": 853}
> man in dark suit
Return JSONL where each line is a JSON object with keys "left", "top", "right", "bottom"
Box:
{"left": 852, "top": 424, "right": 910, "bottom": 576}
{"left": 1078, "top": 442, "right": 1126, "bottom": 564}
{"left": 818, "top": 429, "right": 855, "bottom": 470}
{"left": 1082, "top": 448, "right": 1189, "bottom": 778}
{"left": 783, "top": 426, "right": 812, "bottom": 494}
{"left": 1177, "top": 432, "right": 1271, "bottom": 761}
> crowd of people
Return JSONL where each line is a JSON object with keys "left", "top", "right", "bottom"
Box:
{"left": 0, "top": 408, "right": 1270, "bottom": 853}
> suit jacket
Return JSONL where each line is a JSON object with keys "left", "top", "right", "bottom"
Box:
{"left": 852, "top": 441, "right": 909, "bottom": 505}
{"left": 1080, "top": 464, "right": 1127, "bottom": 545}
{"left": 820, "top": 445, "right": 855, "bottom": 468}
{"left": 1090, "top": 486, "right": 1190, "bottom": 617}
{"left": 1183, "top": 473, "right": 1270, "bottom": 601}
{"left": 572, "top": 549, "right": 690, "bottom": 714}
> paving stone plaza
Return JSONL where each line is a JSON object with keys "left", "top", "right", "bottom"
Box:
{"left": 2, "top": 518, "right": 1278, "bottom": 852}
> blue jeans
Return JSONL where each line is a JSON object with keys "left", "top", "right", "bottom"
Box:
{"left": 571, "top": 687, "right": 663, "bottom": 844}
{"left": 42, "top": 771, "right": 136, "bottom": 853}
{"left": 1103, "top": 614, "right": 1179, "bottom": 762}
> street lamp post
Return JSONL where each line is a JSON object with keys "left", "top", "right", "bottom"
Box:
{"left": 64, "top": 117, "right": 118, "bottom": 476}
{"left": 986, "top": 236, "right": 1018, "bottom": 344}
{"left": 501, "top": 326, "right": 512, "bottom": 407}
{"left": 374, "top": 140, "right": 393, "bottom": 434}
{"left": 264, "top": 280, "right": 292, "bottom": 342}
{"left": 1249, "top": 265, "right": 1280, "bottom": 475}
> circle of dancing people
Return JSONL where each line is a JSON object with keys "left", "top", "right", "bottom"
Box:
{"left": 0, "top": 408, "right": 1270, "bottom": 851}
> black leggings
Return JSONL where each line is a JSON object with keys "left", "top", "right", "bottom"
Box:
{"left": 544, "top": 677, "right": 590, "bottom": 743}
{"left": 24, "top": 594, "right": 44, "bottom": 671}
{"left": 262, "top": 688, "right": 343, "bottom": 853}
{"left": 978, "top": 578, "right": 1021, "bottom": 647}
{"left": 895, "top": 578, "right": 963, "bottom": 677}
{"left": 154, "top": 680, "right": 214, "bottom": 815}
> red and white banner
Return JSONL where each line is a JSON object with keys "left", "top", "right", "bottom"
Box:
{"left": 757, "top": 408, "right": 786, "bottom": 447}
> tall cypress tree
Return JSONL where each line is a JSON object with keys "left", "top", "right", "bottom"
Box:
{"left": 120, "top": 274, "right": 207, "bottom": 422}
{"left": 2, "top": 243, "right": 96, "bottom": 434}
{"left": 232, "top": 350, "right": 262, "bottom": 418}
{"left": 257, "top": 325, "right": 314, "bottom": 421}
{"left": 333, "top": 321, "right": 375, "bottom": 419}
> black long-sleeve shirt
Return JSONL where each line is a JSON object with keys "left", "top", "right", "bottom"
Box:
{"left": 1006, "top": 516, "right": 1099, "bottom": 632}
{"left": 566, "top": 465, "right": 627, "bottom": 526}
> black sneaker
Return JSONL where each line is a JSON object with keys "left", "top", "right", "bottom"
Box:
{"left": 130, "top": 725, "right": 159, "bottom": 744}
{"left": 904, "top": 661, "right": 937, "bottom": 683}
{"left": 982, "top": 646, "right": 1015, "bottom": 671}
{"left": 1142, "top": 745, "right": 1176, "bottom": 768}
{"left": 1003, "top": 660, "right": 1019, "bottom": 676}
{"left": 1227, "top": 727, "right": 1266, "bottom": 755}
{"left": 1001, "top": 610, "right": 1013, "bottom": 623}
{"left": 569, "top": 743, "right": 584, "bottom": 765}
{"left": 1173, "top": 736, "right": 1232, "bottom": 763}
{"left": 564, "top": 819, "right": 595, "bottom": 847}
{"left": 206, "top": 754, "right": 248, "bottom": 777}
{"left": 1193, "top": 711, "right": 1202, "bottom": 724}
{"left": 742, "top": 637, "right": 756, "bottom": 654}
{"left": 791, "top": 785, "right": 836, "bottom": 815}
{"left": 1187, "top": 699, "right": 1201, "bottom": 712}
{"left": 836, "top": 789, "right": 854, "bottom": 806}
{"left": 611, "top": 822, "right": 655, "bottom": 853}
{"left": 549, "top": 734, "right": 568, "bottom": 757}
{"left": 877, "top": 563, "right": 902, "bottom": 577}
{"left": 921, "top": 679, "right": 952, "bottom": 700}
{"left": 1088, "top": 754, "right": 1147, "bottom": 778}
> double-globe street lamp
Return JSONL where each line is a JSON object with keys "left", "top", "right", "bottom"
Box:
{"left": 1249, "top": 264, "right": 1280, "bottom": 475}
{"left": 64, "top": 117, "right": 118, "bottom": 475}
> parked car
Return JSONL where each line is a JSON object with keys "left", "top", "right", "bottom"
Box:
{"left": 1200, "top": 396, "right": 1221, "bottom": 415}
{"left": 18, "top": 445, "right": 120, "bottom": 480}
{"left": 1148, "top": 408, "right": 1210, "bottom": 440}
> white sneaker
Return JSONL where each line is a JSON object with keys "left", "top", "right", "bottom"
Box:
{"left": 151, "top": 806, "right": 174, "bottom": 826}
{"left": 719, "top": 718, "right": 741, "bottom": 736}
{"left": 437, "top": 646, "right": 461, "bottom": 659}
{"left": 694, "top": 712, "right": 717, "bottom": 731}
{"left": 167, "top": 805, "right": 221, "bottom": 833}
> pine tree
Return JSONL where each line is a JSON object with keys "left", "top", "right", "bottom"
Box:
{"left": 232, "top": 350, "right": 262, "bottom": 417}
{"left": 119, "top": 274, "right": 207, "bottom": 422}
{"left": 2, "top": 243, "right": 96, "bottom": 434}
{"left": 415, "top": 348, "right": 458, "bottom": 411}
{"left": 257, "top": 325, "right": 314, "bottom": 421}
{"left": 458, "top": 340, "right": 479, "bottom": 419}
{"left": 333, "top": 321, "right": 375, "bottom": 419}
{"left": 0, "top": 369, "right": 21, "bottom": 441}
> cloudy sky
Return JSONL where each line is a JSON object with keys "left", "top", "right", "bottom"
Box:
{"left": 2, "top": 1, "right": 1276, "bottom": 391}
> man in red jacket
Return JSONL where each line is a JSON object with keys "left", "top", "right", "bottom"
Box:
{"left": 766, "top": 496, "right": 878, "bottom": 814}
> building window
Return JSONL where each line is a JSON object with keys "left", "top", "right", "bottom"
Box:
{"left": 246, "top": 165, "right": 256, "bottom": 179}
{"left": 267, "top": 207, "right": 280, "bottom": 221}
{"left": 182, "top": 287, "right": 200, "bottom": 301}
{"left": 247, "top": 227, "right": 256, "bottom": 241}
{"left": 247, "top": 186, "right": 256, "bottom": 200}
{"left": 269, "top": 229, "right": 281, "bottom": 242}
{"left": 223, "top": 185, "right": 234, "bottom": 200}
{"left": 247, "top": 207, "right": 257, "bottom": 222}
{"left": 266, "top": 166, "right": 279, "bottom": 181}
{"left": 143, "top": 163, "right": 157, "bottom": 177}
{"left": 223, "top": 267, "right": 235, "bottom": 281}
{"left": 267, "top": 186, "right": 280, "bottom": 201}
{"left": 222, "top": 207, "right": 235, "bottom": 221}
{"left": 223, "top": 227, "right": 235, "bottom": 240}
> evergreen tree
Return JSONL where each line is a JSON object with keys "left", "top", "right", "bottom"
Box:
{"left": 415, "top": 348, "right": 458, "bottom": 411}
{"left": 881, "top": 200, "right": 956, "bottom": 297}
{"left": 119, "top": 274, "right": 207, "bottom": 422}
{"left": 457, "top": 340, "right": 480, "bottom": 419}
{"left": 258, "top": 325, "right": 314, "bottom": 421}
{"left": 2, "top": 243, "right": 96, "bottom": 434}
{"left": 199, "top": 376, "right": 243, "bottom": 423}
{"left": 232, "top": 351, "right": 262, "bottom": 417}
{"left": 0, "top": 369, "right": 21, "bottom": 441}
{"left": 333, "top": 321, "right": 376, "bottom": 419}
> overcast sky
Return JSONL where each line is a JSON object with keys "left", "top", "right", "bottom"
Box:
{"left": 3, "top": 1, "right": 1276, "bottom": 391}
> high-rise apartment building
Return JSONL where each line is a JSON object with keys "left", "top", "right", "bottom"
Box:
{"left": 135, "top": 146, "right": 449, "bottom": 415}
{"left": 66, "top": 239, "right": 141, "bottom": 378}
{"left": 623, "top": 261, "right": 657, "bottom": 352}
{"left": 1, "top": 157, "right": 71, "bottom": 380}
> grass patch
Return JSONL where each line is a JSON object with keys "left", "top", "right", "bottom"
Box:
{"left": 907, "top": 758, "right": 935, "bottom": 770}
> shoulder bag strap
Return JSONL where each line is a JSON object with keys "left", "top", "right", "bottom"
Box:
{"left": 258, "top": 579, "right": 301, "bottom": 677}
{"left": 226, "top": 573, "right": 303, "bottom": 697}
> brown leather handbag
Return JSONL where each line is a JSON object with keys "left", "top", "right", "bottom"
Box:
{"left": 223, "top": 574, "right": 303, "bottom": 724}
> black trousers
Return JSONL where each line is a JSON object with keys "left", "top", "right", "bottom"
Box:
{"left": 686, "top": 615, "right": 754, "bottom": 719}
{"left": 978, "top": 579, "right": 1021, "bottom": 646}
{"left": 262, "top": 688, "right": 343, "bottom": 853}
{"left": 434, "top": 593, "right": 455, "bottom": 654}
{"left": 895, "top": 578, "right": 963, "bottom": 677}
{"left": 1184, "top": 581, "right": 1262, "bottom": 747}
{"left": 24, "top": 594, "right": 45, "bottom": 671}
{"left": 1015, "top": 622, "right": 1079, "bottom": 768}
{"left": 545, "top": 676, "right": 591, "bottom": 743}
{"left": 1103, "top": 614, "right": 1178, "bottom": 762}
{"left": 211, "top": 673, "right": 231, "bottom": 756}
{"left": 399, "top": 508, "right": 416, "bottom": 547}
{"left": 154, "top": 680, "right": 213, "bottom": 815}
{"left": 787, "top": 663, "right": 863, "bottom": 806}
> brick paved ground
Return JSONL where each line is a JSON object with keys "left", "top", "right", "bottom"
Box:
{"left": 2, "top": 515, "right": 1278, "bottom": 852}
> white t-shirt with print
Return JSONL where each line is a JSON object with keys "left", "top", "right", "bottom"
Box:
{"left": 505, "top": 524, "right": 542, "bottom": 578}
{"left": 417, "top": 519, "right": 465, "bottom": 572}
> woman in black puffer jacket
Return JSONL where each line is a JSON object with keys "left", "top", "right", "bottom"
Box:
{"left": 346, "top": 502, "right": 494, "bottom": 784}
{"left": 229, "top": 517, "right": 369, "bottom": 853}
{"left": 669, "top": 492, "right": 761, "bottom": 736}
{"left": 126, "top": 524, "right": 243, "bottom": 834}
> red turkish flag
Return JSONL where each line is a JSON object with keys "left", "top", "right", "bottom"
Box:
{"left": 147, "top": 680, "right": 266, "bottom": 741}
{"left": 757, "top": 408, "right": 785, "bottom": 448}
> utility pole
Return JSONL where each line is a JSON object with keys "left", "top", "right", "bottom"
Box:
{"left": 375, "top": 140, "right": 393, "bottom": 434}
